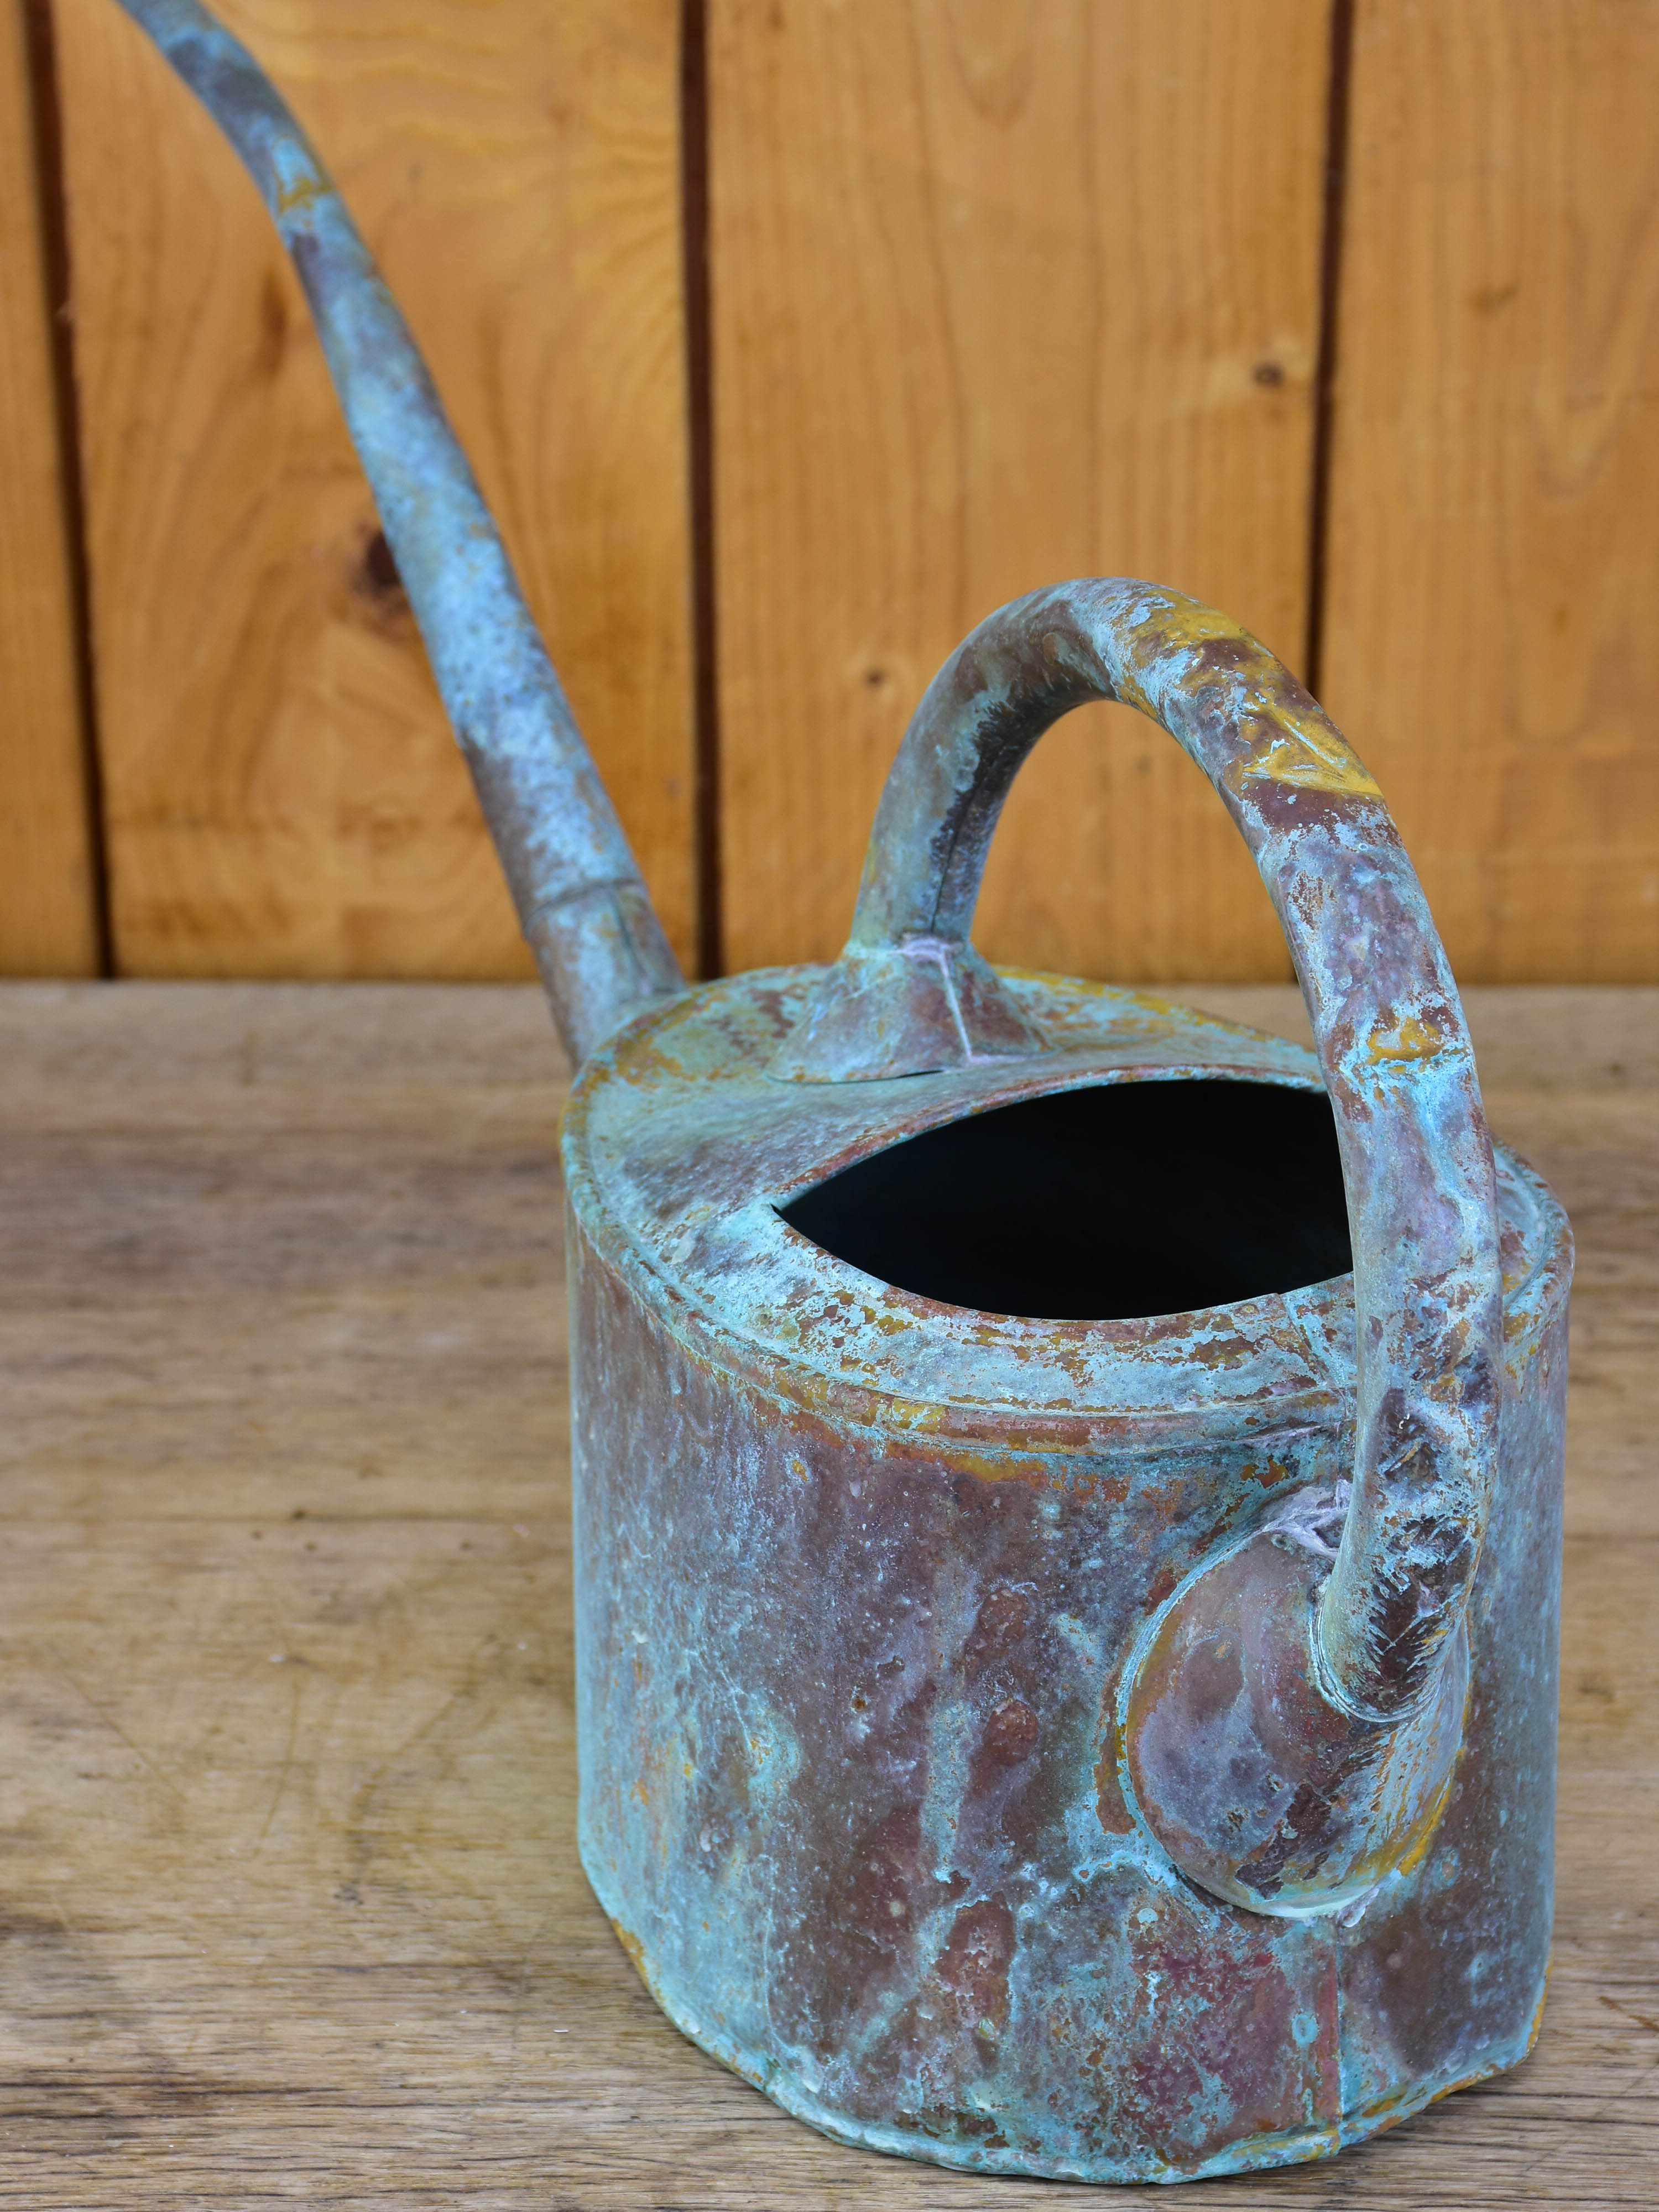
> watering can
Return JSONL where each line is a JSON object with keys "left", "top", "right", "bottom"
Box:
{"left": 116, "top": 1, "right": 1571, "bottom": 2184}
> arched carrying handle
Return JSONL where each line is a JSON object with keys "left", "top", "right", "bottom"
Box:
{"left": 779, "top": 581, "right": 1501, "bottom": 1893}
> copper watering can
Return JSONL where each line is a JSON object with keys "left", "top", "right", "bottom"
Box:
{"left": 117, "top": 1, "right": 1572, "bottom": 2183}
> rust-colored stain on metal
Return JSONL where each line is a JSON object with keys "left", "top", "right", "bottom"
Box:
{"left": 117, "top": 0, "right": 1572, "bottom": 2183}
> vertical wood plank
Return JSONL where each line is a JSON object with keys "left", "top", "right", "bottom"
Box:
{"left": 0, "top": 0, "right": 99, "bottom": 974}
{"left": 55, "top": 0, "right": 693, "bottom": 979}
{"left": 1322, "top": 0, "right": 1659, "bottom": 983}
{"left": 710, "top": 0, "right": 1332, "bottom": 981}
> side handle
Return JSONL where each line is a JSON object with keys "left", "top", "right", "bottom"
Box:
{"left": 114, "top": 0, "right": 683, "bottom": 1068}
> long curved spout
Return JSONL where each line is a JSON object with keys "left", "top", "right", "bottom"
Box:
{"left": 114, "top": 0, "right": 684, "bottom": 1069}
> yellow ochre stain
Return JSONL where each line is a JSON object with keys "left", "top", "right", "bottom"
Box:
{"left": 275, "top": 170, "right": 325, "bottom": 216}
{"left": 1366, "top": 1014, "right": 1444, "bottom": 1066}
{"left": 1248, "top": 714, "right": 1383, "bottom": 798}
{"left": 1111, "top": 597, "right": 1256, "bottom": 717}
{"left": 1112, "top": 597, "right": 1383, "bottom": 796}
{"left": 1389, "top": 1781, "right": 1453, "bottom": 1882}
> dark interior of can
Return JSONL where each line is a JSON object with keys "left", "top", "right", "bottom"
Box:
{"left": 779, "top": 1079, "right": 1353, "bottom": 1321}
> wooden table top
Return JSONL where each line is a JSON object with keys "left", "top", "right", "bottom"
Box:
{"left": 0, "top": 981, "right": 1652, "bottom": 2209}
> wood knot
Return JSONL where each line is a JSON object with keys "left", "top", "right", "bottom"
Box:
{"left": 353, "top": 526, "right": 413, "bottom": 633}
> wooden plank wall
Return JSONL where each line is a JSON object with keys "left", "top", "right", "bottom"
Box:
{"left": 0, "top": 0, "right": 100, "bottom": 973}
{"left": 1322, "top": 0, "right": 1659, "bottom": 983}
{"left": 51, "top": 0, "right": 694, "bottom": 979}
{"left": 0, "top": 0, "right": 1655, "bottom": 987}
{"left": 709, "top": 0, "right": 1327, "bottom": 982}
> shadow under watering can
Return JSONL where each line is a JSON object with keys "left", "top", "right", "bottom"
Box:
{"left": 114, "top": 1, "right": 1572, "bottom": 2184}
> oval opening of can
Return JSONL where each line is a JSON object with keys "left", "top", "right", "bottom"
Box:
{"left": 779, "top": 1079, "right": 1353, "bottom": 1321}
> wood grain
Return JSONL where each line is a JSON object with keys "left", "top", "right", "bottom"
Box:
{"left": 709, "top": 0, "right": 1331, "bottom": 982}
{"left": 0, "top": 979, "right": 1652, "bottom": 2205}
{"left": 0, "top": 1, "right": 99, "bottom": 975}
{"left": 1321, "top": 0, "right": 1659, "bottom": 983}
{"left": 53, "top": 0, "right": 694, "bottom": 980}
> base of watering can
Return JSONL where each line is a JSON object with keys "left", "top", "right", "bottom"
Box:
{"left": 581, "top": 1842, "right": 1547, "bottom": 2187}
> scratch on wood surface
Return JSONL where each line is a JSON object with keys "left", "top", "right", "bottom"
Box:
{"left": 52, "top": 1665, "right": 187, "bottom": 1812}
{"left": 1600, "top": 1992, "right": 1659, "bottom": 2037}
{"left": 255, "top": 1670, "right": 305, "bottom": 1851}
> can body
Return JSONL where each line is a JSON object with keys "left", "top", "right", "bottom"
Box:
{"left": 564, "top": 973, "right": 1571, "bottom": 2183}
